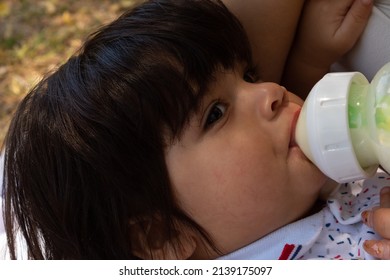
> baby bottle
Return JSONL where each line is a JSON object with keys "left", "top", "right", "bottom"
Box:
{"left": 295, "top": 62, "right": 390, "bottom": 183}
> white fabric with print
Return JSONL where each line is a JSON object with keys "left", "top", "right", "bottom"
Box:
{"left": 219, "top": 172, "right": 389, "bottom": 260}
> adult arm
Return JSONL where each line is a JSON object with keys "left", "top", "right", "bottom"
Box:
{"left": 222, "top": 0, "right": 305, "bottom": 83}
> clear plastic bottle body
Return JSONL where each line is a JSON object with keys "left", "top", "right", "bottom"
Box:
{"left": 348, "top": 83, "right": 377, "bottom": 170}
{"left": 370, "top": 62, "right": 390, "bottom": 171}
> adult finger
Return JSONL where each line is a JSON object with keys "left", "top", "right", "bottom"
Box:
{"left": 362, "top": 187, "right": 390, "bottom": 239}
{"left": 380, "top": 186, "right": 390, "bottom": 208}
{"left": 336, "top": 0, "right": 373, "bottom": 49}
{"left": 364, "top": 239, "right": 390, "bottom": 259}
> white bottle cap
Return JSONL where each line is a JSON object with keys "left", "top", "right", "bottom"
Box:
{"left": 296, "top": 72, "right": 377, "bottom": 183}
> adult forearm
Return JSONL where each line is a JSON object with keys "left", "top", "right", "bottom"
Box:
{"left": 222, "top": 0, "right": 305, "bottom": 83}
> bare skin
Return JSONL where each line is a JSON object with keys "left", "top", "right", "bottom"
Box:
{"left": 222, "top": 0, "right": 305, "bottom": 83}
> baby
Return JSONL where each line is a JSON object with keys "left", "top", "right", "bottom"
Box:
{"left": 2, "top": 0, "right": 383, "bottom": 259}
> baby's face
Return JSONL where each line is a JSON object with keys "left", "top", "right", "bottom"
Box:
{"left": 165, "top": 66, "right": 328, "bottom": 258}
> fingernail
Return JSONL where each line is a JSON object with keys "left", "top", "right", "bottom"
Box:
{"left": 361, "top": 210, "right": 371, "bottom": 227}
{"left": 364, "top": 240, "right": 383, "bottom": 257}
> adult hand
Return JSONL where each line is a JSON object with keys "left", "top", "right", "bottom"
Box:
{"left": 282, "top": 0, "right": 373, "bottom": 98}
{"left": 295, "top": 0, "right": 373, "bottom": 69}
{"left": 362, "top": 187, "right": 390, "bottom": 259}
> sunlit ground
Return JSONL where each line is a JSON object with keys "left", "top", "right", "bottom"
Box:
{"left": 0, "top": 0, "right": 141, "bottom": 146}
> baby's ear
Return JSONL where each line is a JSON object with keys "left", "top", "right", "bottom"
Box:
{"left": 128, "top": 217, "right": 197, "bottom": 259}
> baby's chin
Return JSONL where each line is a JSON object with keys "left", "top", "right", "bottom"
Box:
{"left": 289, "top": 153, "right": 329, "bottom": 193}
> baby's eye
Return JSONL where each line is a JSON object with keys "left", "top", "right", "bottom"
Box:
{"left": 243, "top": 68, "right": 258, "bottom": 83}
{"left": 204, "top": 102, "right": 227, "bottom": 128}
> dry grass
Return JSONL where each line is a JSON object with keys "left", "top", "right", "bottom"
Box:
{"left": 0, "top": 0, "right": 142, "bottom": 147}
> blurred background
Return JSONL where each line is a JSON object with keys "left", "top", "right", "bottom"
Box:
{"left": 0, "top": 0, "right": 141, "bottom": 147}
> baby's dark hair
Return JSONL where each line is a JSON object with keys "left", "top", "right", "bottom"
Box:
{"left": 2, "top": 0, "right": 252, "bottom": 259}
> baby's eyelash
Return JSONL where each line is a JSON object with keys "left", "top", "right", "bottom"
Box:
{"left": 243, "top": 65, "right": 260, "bottom": 83}
{"left": 203, "top": 100, "right": 227, "bottom": 129}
